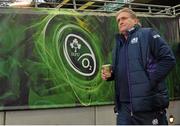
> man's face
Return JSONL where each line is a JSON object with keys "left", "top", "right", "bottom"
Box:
{"left": 116, "top": 12, "right": 138, "bottom": 34}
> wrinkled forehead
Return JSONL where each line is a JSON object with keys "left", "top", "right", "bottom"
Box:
{"left": 116, "top": 12, "right": 132, "bottom": 21}
{"left": 116, "top": 12, "right": 131, "bottom": 18}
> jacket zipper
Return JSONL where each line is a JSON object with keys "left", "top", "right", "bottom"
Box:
{"left": 126, "top": 36, "right": 134, "bottom": 117}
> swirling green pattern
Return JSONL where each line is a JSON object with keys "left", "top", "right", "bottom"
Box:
{"left": 28, "top": 10, "right": 116, "bottom": 108}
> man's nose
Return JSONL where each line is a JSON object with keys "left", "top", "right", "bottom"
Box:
{"left": 119, "top": 21, "right": 123, "bottom": 26}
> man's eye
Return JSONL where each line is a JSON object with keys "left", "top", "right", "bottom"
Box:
{"left": 122, "top": 17, "right": 128, "bottom": 20}
{"left": 117, "top": 17, "right": 128, "bottom": 22}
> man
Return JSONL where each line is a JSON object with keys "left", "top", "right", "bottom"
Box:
{"left": 101, "top": 8, "right": 176, "bottom": 125}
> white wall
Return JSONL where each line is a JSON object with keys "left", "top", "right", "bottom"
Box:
{"left": 0, "top": 100, "right": 179, "bottom": 125}
{"left": 167, "top": 100, "right": 180, "bottom": 124}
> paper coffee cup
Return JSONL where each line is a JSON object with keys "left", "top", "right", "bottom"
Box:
{"left": 102, "top": 64, "right": 112, "bottom": 78}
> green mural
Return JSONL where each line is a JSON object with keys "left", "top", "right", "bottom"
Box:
{"left": 29, "top": 11, "right": 116, "bottom": 109}
{"left": 0, "top": 8, "right": 179, "bottom": 110}
{"left": 0, "top": 8, "right": 116, "bottom": 110}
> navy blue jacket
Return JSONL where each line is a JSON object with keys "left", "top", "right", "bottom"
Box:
{"left": 111, "top": 25, "right": 176, "bottom": 113}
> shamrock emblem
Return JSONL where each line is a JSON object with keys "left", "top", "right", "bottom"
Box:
{"left": 70, "top": 38, "right": 81, "bottom": 53}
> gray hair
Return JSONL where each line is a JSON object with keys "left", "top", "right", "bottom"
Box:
{"left": 116, "top": 8, "right": 138, "bottom": 19}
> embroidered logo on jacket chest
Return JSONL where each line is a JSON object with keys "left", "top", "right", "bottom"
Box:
{"left": 130, "top": 37, "right": 138, "bottom": 44}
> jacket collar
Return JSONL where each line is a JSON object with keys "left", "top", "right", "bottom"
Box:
{"left": 116, "top": 24, "right": 141, "bottom": 38}
{"left": 115, "top": 24, "right": 141, "bottom": 46}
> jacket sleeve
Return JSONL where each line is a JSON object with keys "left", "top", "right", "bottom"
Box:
{"left": 148, "top": 29, "right": 176, "bottom": 84}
